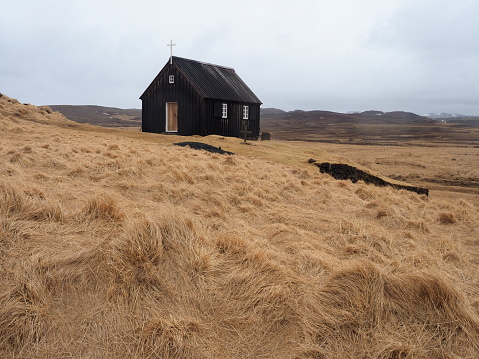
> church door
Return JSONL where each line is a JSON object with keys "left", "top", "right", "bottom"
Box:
{"left": 166, "top": 102, "right": 178, "bottom": 132}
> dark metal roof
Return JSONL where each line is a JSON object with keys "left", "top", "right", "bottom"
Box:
{"left": 141, "top": 57, "right": 262, "bottom": 104}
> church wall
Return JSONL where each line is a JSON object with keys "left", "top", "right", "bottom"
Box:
{"left": 141, "top": 63, "right": 202, "bottom": 135}
{"left": 203, "top": 100, "right": 260, "bottom": 138}
{"left": 141, "top": 58, "right": 261, "bottom": 138}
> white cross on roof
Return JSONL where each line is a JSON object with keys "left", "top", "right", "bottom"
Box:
{"left": 167, "top": 40, "right": 176, "bottom": 64}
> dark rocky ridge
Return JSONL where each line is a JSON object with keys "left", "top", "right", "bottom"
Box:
{"left": 174, "top": 142, "right": 234, "bottom": 155}
{"left": 317, "top": 162, "right": 429, "bottom": 196}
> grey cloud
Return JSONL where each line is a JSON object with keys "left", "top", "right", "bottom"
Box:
{"left": 1, "top": 0, "right": 478, "bottom": 115}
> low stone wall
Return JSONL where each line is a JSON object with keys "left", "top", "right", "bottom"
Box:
{"left": 317, "top": 162, "right": 429, "bottom": 196}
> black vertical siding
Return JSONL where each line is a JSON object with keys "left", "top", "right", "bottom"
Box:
{"left": 141, "top": 59, "right": 261, "bottom": 138}
{"left": 141, "top": 63, "right": 202, "bottom": 135}
{"left": 202, "top": 100, "right": 260, "bottom": 138}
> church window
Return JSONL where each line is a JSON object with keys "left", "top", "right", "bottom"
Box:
{"left": 222, "top": 103, "right": 228, "bottom": 118}
{"left": 243, "top": 105, "right": 249, "bottom": 120}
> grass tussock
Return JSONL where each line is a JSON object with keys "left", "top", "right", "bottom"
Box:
{"left": 1, "top": 96, "right": 479, "bottom": 357}
{"left": 140, "top": 316, "right": 207, "bottom": 359}
{"left": 0, "top": 181, "right": 64, "bottom": 222}
{"left": 80, "top": 195, "right": 125, "bottom": 221}
{"left": 0, "top": 283, "right": 48, "bottom": 349}
{"left": 108, "top": 217, "right": 166, "bottom": 297}
{"left": 438, "top": 212, "right": 457, "bottom": 224}
{"left": 303, "top": 262, "right": 479, "bottom": 357}
{"left": 0, "top": 257, "right": 51, "bottom": 351}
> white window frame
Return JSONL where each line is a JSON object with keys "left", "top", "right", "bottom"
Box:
{"left": 222, "top": 103, "right": 228, "bottom": 119}
{"left": 169, "top": 75, "right": 174, "bottom": 84}
{"left": 243, "top": 105, "right": 249, "bottom": 120}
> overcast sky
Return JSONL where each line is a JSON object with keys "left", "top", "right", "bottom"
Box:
{"left": 1, "top": 0, "right": 478, "bottom": 115}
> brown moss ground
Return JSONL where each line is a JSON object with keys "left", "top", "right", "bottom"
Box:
{"left": 1, "top": 95, "right": 479, "bottom": 358}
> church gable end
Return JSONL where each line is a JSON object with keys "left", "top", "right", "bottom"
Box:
{"left": 140, "top": 56, "right": 261, "bottom": 138}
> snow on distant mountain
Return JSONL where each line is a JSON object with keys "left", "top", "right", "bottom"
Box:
{"left": 423, "top": 113, "right": 468, "bottom": 119}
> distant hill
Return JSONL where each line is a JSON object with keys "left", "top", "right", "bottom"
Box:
{"left": 49, "top": 105, "right": 141, "bottom": 127}
{"left": 422, "top": 113, "right": 479, "bottom": 127}
{"left": 424, "top": 112, "right": 469, "bottom": 119}
{"left": 260, "top": 108, "right": 434, "bottom": 125}
{"left": 46, "top": 105, "right": 479, "bottom": 145}
{"left": 260, "top": 108, "right": 287, "bottom": 116}
{"left": 260, "top": 108, "right": 479, "bottom": 145}
{"left": 50, "top": 106, "right": 432, "bottom": 129}
{"left": 357, "top": 110, "right": 430, "bottom": 122}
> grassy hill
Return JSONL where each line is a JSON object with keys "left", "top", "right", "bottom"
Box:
{"left": 1, "top": 94, "right": 479, "bottom": 358}
{"left": 49, "top": 105, "right": 141, "bottom": 127}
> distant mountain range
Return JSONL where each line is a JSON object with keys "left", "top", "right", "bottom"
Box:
{"left": 423, "top": 113, "right": 469, "bottom": 119}
{"left": 48, "top": 105, "right": 479, "bottom": 145}
{"left": 49, "top": 105, "right": 478, "bottom": 127}
{"left": 259, "top": 108, "right": 479, "bottom": 144}
{"left": 260, "top": 108, "right": 435, "bottom": 125}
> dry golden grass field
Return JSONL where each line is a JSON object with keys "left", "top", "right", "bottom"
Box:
{"left": 1, "top": 94, "right": 479, "bottom": 358}
{"left": 289, "top": 141, "right": 479, "bottom": 207}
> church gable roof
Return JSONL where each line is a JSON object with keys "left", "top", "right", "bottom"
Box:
{"left": 141, "top": 56, "right": 261, "bottom": 104}
{"left": 173, "top": 57, "right": 261, "bottom": 104}
{"left": 140, "top": 56, "right": 262, "bottom": 104}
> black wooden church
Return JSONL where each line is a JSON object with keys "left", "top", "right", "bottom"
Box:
{"left": 140, "top": 56, "right": 262, "bottom": 138}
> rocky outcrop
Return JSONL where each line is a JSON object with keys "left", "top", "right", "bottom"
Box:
{"left": 317, "top": 162, "right": 429, "bottom": 196}
{"left": 174, "top": 142, "right": 234, "bottom": 155}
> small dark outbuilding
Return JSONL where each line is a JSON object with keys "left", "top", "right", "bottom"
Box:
{"left": 140, "top": 56, "right": 262, "bottom": 139}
